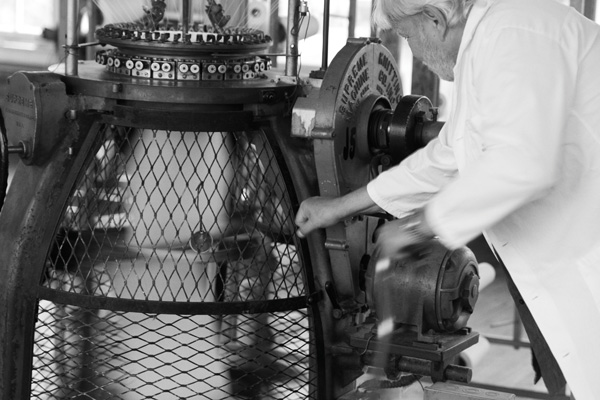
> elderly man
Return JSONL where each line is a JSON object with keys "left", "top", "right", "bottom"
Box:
{"left": 295, "top": 0, "right": 600, "bottom": 398}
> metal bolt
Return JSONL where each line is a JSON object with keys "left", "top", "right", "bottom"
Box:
{"left": 8, "top": 141, "right": 27, "bottom": 156}
{"left": 430, "top": 107, "right": 439, "bottom": 121}
{"left": 299, "top": 1, "right": 309, "bottom": 15}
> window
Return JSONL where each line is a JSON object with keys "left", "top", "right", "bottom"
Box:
{"left": 0, "top": 0, "right": 56, "bottom": 35}
{"left": 0, "top": 0, "right": 59, "bottom": 67}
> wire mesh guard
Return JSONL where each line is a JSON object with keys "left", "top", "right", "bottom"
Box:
{"left": 33, "top": 125, "right": 315, "bottom": 399}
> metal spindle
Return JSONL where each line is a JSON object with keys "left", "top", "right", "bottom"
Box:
{"left": 66, "top": 0, "right": 79, "bottom": 76}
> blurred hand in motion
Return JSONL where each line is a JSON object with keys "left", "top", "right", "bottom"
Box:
{"left": 373, "top": 209, "right": 435, "bottom": 260}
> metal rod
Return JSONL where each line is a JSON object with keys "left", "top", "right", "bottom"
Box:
{"left": 285, "top": 0, "right": 300, "bottom": 77}
{"left": 397, "top": 357, "right": 472, "bottom": 384}
{"left": 269, "top": 0, "right": 280, "bottom": 67}
{"left": 182, "top": 0, "right": 191, "bottom": 35}
{"left": 76, "top": 41, "right": 102, "bottom": 48}
{"left": 321, "top": 0, "right": 330, "bottom": 71}
{"left": 66, "top": 0, "right": 79, "bottom": 76}
{"left": 348, "top": 0, "right": 357, "bottom": 39}
{"left": 8, "top": 143, "right": 26, "bottom": 156}
{"left": 85, "top": 0, "right": 99, "bottom": 60}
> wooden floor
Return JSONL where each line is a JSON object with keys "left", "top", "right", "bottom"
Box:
{"left": 468, "top": 265, "right": 549, "bottom": 399}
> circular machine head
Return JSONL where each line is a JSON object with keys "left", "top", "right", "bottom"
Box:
{"left": 94, "top": 0, "right": 273, "bottom": 82}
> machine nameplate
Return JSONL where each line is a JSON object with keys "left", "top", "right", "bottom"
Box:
{"left": 3, "top": 88, "right": 37, "bottom": 149}
{"left": 4, "top": 72, "right": 69, "bottom": 165}
{"left": 376, "top": 51, "right": 402, "bottom": 105}
{"left": 339, "top": 53, "right": 369, "bottom": 118}
{"left": 4, "top": 92, "right": 36, "bottom": 125}
{"left": 5, "top": 93, "right": 35, "bottom": 110}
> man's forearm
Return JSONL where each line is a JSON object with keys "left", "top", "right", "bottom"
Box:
{"left": 295, "top": 186, "right": 385, "bottom": 238}
{"left": 336, "top": 186, "right": 384, "bottom": 220}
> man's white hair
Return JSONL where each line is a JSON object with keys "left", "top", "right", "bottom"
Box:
{"left": 372, "top": 0, "right": 474, "bottom": 29}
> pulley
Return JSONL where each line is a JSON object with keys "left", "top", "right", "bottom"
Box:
{"left": 357, "top": 93, "right": 445, "bottom": 165}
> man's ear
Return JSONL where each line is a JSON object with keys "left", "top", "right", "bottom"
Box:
{"left": 422, "top": 4, "right": 449, "bottom": 39}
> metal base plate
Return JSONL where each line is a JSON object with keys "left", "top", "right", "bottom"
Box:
{"left": 348, "top": 323, "right": 480, "bottom": 363}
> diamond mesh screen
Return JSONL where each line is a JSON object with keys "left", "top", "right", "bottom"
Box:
{"left": 33, "top": 125, "right": 315, "bottom": 399}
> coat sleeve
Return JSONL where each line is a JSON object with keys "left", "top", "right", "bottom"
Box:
{"left": 366, "top": 123, "right": 458, "bottom": 219}
{"left": 425, "top": 26, "right": 576, "bottom": 249}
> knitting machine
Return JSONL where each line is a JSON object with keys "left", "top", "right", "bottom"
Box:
{"left": 0, "top": 1, "right": 479, "bottom": 399}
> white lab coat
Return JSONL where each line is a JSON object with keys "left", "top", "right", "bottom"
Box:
{"left": 367, "top": 0, "right": 600, "bottom": 398}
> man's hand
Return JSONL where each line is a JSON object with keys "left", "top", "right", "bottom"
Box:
{"left": 295, "top": 197, "right": 342, "bottom": 238}
{"left": 295, "top": 187, "right": 382, "bottom": 238}
{"left": 373, "top": 209, "right": 435, "bottom": 259}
